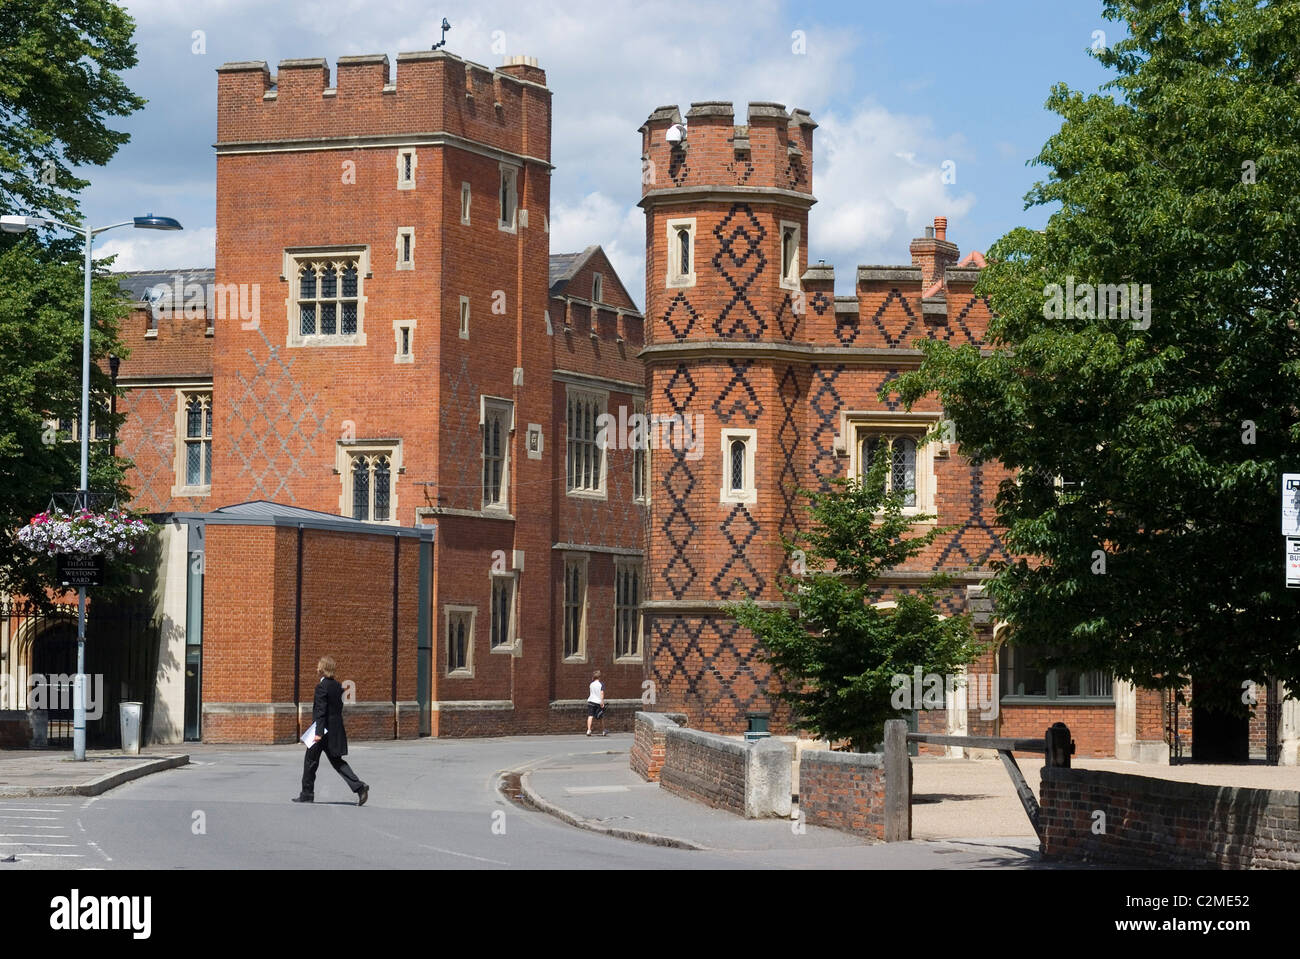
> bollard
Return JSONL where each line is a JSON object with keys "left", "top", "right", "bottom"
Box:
{"left": 1045, "top": 722, "right": 1074, "bottom": 768}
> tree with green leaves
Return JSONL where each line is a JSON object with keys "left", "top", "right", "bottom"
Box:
{"left": 726, "top": 454, "right": 982, "bottom": 753}
{"left": 0, "top": 0, "right": 147, "bottom": 602}
{"left": 895, "top": 0, "right": 1300, "bottom": 713}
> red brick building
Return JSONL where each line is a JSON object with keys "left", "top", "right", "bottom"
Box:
{"left": 634, "top": 100, "right": 1280, "bottom": 762}
{"left": 108, "top": 51, "right": 650, "bottom": 744}
{"left": 75, "top": 51, "right": 1283, "bottom": 761}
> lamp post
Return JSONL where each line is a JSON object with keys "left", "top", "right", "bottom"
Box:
{"left": 1, "top": 213, "right": 182, "bottom": 759}
{"left": 108, "top": 354, "right": 120, "bottom": 459}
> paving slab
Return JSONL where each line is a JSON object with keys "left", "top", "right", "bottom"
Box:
{"left": 0, "top": 749, "right": 188, "bottom": 798}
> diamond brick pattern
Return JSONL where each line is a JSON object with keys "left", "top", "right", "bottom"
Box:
{"left": 711, "top": 360, "right": 763, "bottom": 424}
{"left": 808, "top": 363, "right": 844, "bottom": 491}
{"left": 869, "top": 288, "right": 920, "bottom": 347}
{"left": 777, "top": 365, "right": 802, "bottom": 535}
{"left": 711, "top": 204, "right": 768, "bottom": 340}
{"left": 649, "top": 614, "right": 770, "bottom": 727}
{"left": 661, "top": 291, "right": 700, "bottom": 341}
{"left": 711, "top": 504, "right": 765, "bottom": 598}
{"left": 225, "top": 328, "right": 330, "bottom": 503}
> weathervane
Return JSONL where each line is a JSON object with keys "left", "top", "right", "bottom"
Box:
{"left": 432, "top": 18, "right": 451, "bottom": 51}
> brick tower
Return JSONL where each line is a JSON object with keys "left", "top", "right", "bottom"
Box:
{"left": 639, "top": 102, "right": 817, "bottom": 732}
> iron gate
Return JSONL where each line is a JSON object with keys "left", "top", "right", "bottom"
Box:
{"left": 0, "top": 599, "right": 160, "bottom": 749}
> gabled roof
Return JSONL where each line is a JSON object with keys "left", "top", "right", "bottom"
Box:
{"left": 548, "top": 246, "right": 599, "bottom": 293}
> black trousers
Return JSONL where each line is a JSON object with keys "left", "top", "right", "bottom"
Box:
{"left": 300, "top": 738, "right": 364, "bottom": 797}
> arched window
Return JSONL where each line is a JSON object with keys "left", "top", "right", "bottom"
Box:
{"left": 859, "top": 434, "right": 916, "bottom": 507}
{"left": 679, "top": 227, "right": 691, "bottom": 276}
{"left": 729, "top": 439, "right": 746, "bottom": 492}
{"left": 350, "top": 453, "right": 392, "bottom": 522}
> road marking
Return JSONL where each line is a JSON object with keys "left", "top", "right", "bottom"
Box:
{"left": 416, "top": 843, "right": 508, "bottom": 866}
{"left": 0, "top": 834, "right": 66, "bottom": 839}
{"left": 0, "top": 815, "right": 58, "bottom": 821}
{"left": 0, "top": 842, "right": 77, "bottom": 847}
{"left": 86, "top": 841, "right": 111, "bottom": 863}
{"left": 0, "top": 807, "right": 71, "bottom": 813}
{"left": 14, "top": 853, "right": 83, "bottom": 858}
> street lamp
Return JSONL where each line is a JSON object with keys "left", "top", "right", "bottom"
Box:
{"left": 2, "top": 211, "right": 182, "bottom": 759}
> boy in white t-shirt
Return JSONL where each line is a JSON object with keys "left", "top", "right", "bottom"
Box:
{"left": 586, "top": 670, "right": 606, "bottom": 736}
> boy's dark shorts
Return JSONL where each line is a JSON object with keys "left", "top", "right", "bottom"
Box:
{"left": 587, "top": 702, "right": 603, "bottom": 718}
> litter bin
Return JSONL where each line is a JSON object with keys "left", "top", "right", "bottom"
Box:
{"left": 119, "top": 702, "right": 143, "bottom": 755}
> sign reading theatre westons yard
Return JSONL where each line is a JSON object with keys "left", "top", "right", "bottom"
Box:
{"left": 57, "top": 553, "right": 103, "bottom": 588}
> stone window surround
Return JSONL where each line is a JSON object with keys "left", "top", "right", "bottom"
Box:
{"left": 665, "top": 217, "right": 697, "bottom": 289}
{"left": 565, "top": 385, "right": 608, "bottom": 501}
{"left": 562, "top": 552, "right": 589, "bottom": 663}
{"left": 393, "top": 319, "right": 416, "bottom": 363}
{"left": 778, "top": 220, "right": 801, "bottom": 291}
{"left": 444, "top": 604, "right": 475, "bottom": 677}
{"left": 395, "top": 226, "right": 415, "bottom": 270}
{"left": 489, "top": 570, "right": 519, "bottom": 655}
{"left": 719, "top": 427, "right": 757, "bottom": 505}
{"left": 282, "top": 245, "right": 371, "bottom": 348}
{"left": 397, "top": 147, "right": 417, "bottom": 190}
{"left": 839, "top": 410, "right": 941, "bottom": 519}
{"left": 613, "top": 557, "right": 643, "bottom": 663}
{"left": 498, "top": 162, "right": 519, "bottom": 233}
{"left": 335, "top": 438, "right": 402, "bottom": 524}
{"left": 172, "top": 388, "right": 213, "bottom": 498}
{"left": 480, "top": 395, "right": 514, "bottom": 513}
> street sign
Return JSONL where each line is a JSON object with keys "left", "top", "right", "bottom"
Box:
{"left": 1287, "top": 538, "right": 1300, "bottom": 589}
{"left": 1284, "top": 475, "right": 1300, "bottom": 536}
{"left": 57, "top": 553, "right": 103, "bottom": 588}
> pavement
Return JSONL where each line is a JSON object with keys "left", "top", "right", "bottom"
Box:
{"left": 5, "top": 734, "right": 1293, "bottom": 868}
{"left": 513, "top": 739, "right": 1046, "bottom": 864}
{"left": 0, "top": 749, "right": 188, "bottom": 798}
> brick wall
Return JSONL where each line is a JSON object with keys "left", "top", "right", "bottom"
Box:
{"left": 799, "top": 750, "right": 888, "bottom": 840}
{"left": 200, "top": 521, "right": 422, "bottom": 744}
{"left": 630, "top": 711, "right": 687, "bottom": 781}
{"left": 658, "top": 724, "right": 791, "bottom": 818}
{"left": 999, "top": 703, "right": 1114, "bottom": 758}
{"left": 1040, "top": 766, "right": 1300, "bottom": 869}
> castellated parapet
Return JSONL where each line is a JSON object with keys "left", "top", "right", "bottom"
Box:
{"left": 216, "top": 51, "right": 551, "bottom": 163}
{"left": 639, "top": 101, "right": 815, "bottom": 198}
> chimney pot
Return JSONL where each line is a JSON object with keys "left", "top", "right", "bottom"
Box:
{"left": 925, "top": 226, "right": 934, "bottom": 239}
{"left": 934, "top": 216, "right": 947, "bottom": 241}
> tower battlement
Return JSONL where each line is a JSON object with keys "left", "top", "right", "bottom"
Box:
{"left": 639, "top": 101, "right": 815, "bottom": 196}
{"left": 216, "top": 51, "right": 551, "bottom": 162}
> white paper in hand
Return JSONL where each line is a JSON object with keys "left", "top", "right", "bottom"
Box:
{"left": 301, "top": 722, "right": 326, "bottom": 745}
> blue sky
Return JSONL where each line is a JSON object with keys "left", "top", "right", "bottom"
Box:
{"left": 84, "top": 0, "right": 1118, "bottom": 300}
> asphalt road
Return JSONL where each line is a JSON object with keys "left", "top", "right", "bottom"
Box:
{"left": 0, "top": 735, "right": 1041, "bottom": 870}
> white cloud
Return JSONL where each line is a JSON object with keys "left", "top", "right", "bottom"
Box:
{"left": 97, "top": 226, "right": 216, "bottom": 272}
{"left": 811, "top": 105, "right": 978, "bottom": 283}
{"left": 107, "top": 0, "right": 975, "bottom": 298}
{"left": 549, "top": 192, "right": 644, "bottom": 309}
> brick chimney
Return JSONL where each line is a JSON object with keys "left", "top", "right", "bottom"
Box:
{"left": 909, "top": 216, "right": 959, "bottom": 288}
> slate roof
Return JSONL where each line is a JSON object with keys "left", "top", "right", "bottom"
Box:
{"left": 116, "top": 268, "right": 215, "bottom": 310}
{"left": 548, "top": 247, "right": 597, "bottom": 293}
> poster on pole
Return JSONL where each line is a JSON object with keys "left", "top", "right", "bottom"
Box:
{"left": 1284, "top": 475, "right": 1300, "bottom": 536}
{"left": 1287, "top": 538, "right": 1300, "bottom": 589}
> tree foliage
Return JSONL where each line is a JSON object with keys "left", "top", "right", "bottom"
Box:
{"left": 894, "top": 0, "right": 1300, "bottom": 708}
{"left": 0, "top": 0, "right": 145, "bottom": 601}
{"left": 727, "top": 454, "right": 982, "bottom": 753}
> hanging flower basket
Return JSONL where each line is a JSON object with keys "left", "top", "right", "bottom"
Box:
{"left": 16, "top": 508, "right": 151, "bottom": 559}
